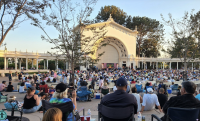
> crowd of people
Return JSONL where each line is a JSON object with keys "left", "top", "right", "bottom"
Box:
{"left": 1, "top": 68, "right": 200, "bottom": 121}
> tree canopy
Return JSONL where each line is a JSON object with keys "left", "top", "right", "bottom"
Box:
{"left": 126, "top": 16, "right": 164, "bottom": 57}
{"left": 0, "top": 0, "right": 49, "bottom": 46}
{"left": 95, "top": 5, "right": 127, "bottom": 25}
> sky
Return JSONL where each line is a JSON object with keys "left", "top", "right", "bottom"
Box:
{"left": 2, "top": 0, "right": 200, "bottom": 55}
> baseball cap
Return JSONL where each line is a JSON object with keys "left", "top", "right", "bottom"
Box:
{"left": 56, "top": 83, "right": 67, "bottom": 93}
{"left": 147, "top": 88, "right": 153, "bottom": 93}
{"left": 116, "top": 77, "right": 127, "bottom": 87}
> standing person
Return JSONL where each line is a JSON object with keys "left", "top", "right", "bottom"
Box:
{"left": 91, "top": 77, "right": 95, "bottom": 89}
{"left": 99, "top": 76, "right": 104, "bottom": 90}
{"left": 8, "top": 71, "right": 12, "bottom": 81}
{"left": 18, "top": 73, "right": 22, "bottom": 80}
{"left": 23, "top": 87, "right": 42, "bottom": 113}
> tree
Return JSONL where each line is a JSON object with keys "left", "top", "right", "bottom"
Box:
{"left": 126, "top": 16, "right": 164, "bottom": 57}
{"left": 161, "top": 11, "right": 200, "bottom": 81}
{"left": 95, "top": 5, "right": 127, "bottom": 25}
{"left": 0, "top": 0, "right": 48, "bottom": 46}
{"left": 29, "top": 0, "right": 107, "bottom": 83}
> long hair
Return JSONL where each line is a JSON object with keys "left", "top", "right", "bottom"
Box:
{"left": 42, "top": 108, "right": 62, "bottom": 121}
{"left": 52, "top": 88, "right": 68, "bottom": 99}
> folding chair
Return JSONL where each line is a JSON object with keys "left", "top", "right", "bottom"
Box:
{"left": 3, "top": 100, "right": 24, "bottom": 121}
{"left": 98, "top": 104, "right": 135, "bottom": 121}
{"left": 135, "top": 84, "right": 143, "bottom": 93}
{"left": 42, "top": 100, "right": 85, "bottom": 121}
{"left": 151, "top": 107, "right": 200, "bottom": 121}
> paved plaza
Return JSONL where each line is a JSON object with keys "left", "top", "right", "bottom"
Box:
{"left": 0, "top": 77, "right": 166, "bottom": 121}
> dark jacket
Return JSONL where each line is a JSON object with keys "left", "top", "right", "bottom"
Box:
{"left": 100, "top": 90, "right": 138, "bottom": 114}
{"left": 161, "top": 94, "right": 200, "bottom": 121}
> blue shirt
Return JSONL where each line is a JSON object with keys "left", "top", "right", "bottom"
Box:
{"left": 195, "top": 94, "right": 200, "bottom": 100}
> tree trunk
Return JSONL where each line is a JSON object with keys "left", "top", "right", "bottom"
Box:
{"left": 183, "top": 57, "right": 187, "bottom": 81}
{"left": 71, "top": 62, "right": 74, "bottom": 84}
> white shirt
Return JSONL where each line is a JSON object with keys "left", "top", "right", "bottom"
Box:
{"left": 113, "top": 86, "right": 117, "bottom": 92}
{"left": 99, "top": 79, "right": 103, "bottom": 88}
{"left": 142, "top": 94, "right": 160, "bottom": 111}
{"left": 19, "top": 86, "right": 25, "bottom": 92}
{"left": 132, "top": 93, "right": 141, "bottom": 112}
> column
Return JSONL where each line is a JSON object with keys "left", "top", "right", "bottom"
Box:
{"left": 153, "top": 62, "right": 154, "bottom": 69}
{"left": 4, "top": 57, "right": 6, "bottom": 70}
{"left": 156, "top": 62, "right": 158, "bottom": 70}
{"left": 36, "top": 58, "right": 38, "bottom": 70}
{"left": 19, "top": 58, "right": 21, "bottom": 70}
{"left": 138, "top": 61, "right": 140, "bottom": 68}
{"left": 6, "top": 58, "right": 8, "bottom": 68}
{"left": 163, "top": 62, "right": 164, "bottom": 70}
{"left": 47, "top": 59, "right": 48, "bottom": 69}
{"left": 170, "top": 62, "right": 171, "bottom": 70}
{"left": 142, "top": 62, "right": 143, "bottom": 69}
{"left": 150, "top": 62, "right": 151, "bottom": 66}
{"left": 15, "top": 58, "right": 17, "bottom": 70}
{"left": 26, "top": 58, "right": 28, "bottom": 70}
{"left": 192, "top": 62, "right": 193, "bottom": 72}
{"left": 177, "top": 62, "right": 178, "bottom": 70}
{"left": 44, "top": 59, "right": 45, "bottom": 69}
{"left": 32, "top": 59, "right": 34, "bottom": 68}
{"left": 66, "top": 61, "right": 68, "bottom": 70}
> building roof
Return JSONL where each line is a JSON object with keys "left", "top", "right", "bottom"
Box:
{"left": 74, "top": 14, "right": 138, "bottom": 35}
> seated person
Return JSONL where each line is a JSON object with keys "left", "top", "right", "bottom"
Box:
{"left": 88, "top": 85, "right": 94, "bottom": 99}
{"left": 19, "top": 82, "right": 26, "bottom": 93}
{"left": 131, "top": 79, "right": 136, "bottom": 84}
{"left": 140, "top": 88, "right": 162, "bottom": 113}
{"left": 42, "top": 108, "right": 62, "bottom": 121}
{"left": 0, "top": 81, "right": 7, "bottom": 92}
{"left": 6, "top": 82, "right": 18, "bottom": 92}
{"left": 100, "top": 77, "right": 138, "bottom": 120}
{"left": 49, "top": 83, "right": 76, "bottom": 121}
{"left": 113, "top": 81, "right": 117, "bottom": 92}
{"left": 49, "top": 86, "right": 55, "bottom": 98}
{"left": 162, "top": 81, "right": 200, "bottom": 121}
{"left": 39, "top": 82, "right": 48, "bottom": 93}
{"left": 170, "top": 82, "right": 174, "bottom": 89}
{"left": 156, "top": 88, "right": 168, "bottom": 109}
{"left": 39, "top": 92, "right": 47, "bottom": 100}
{"left": 32, "top": 83, "right": 40, "bottom": 94}
{"left": 77, "top": 81, "right": 91, "bottom": 101}
{"left": 132, "top": 87, "right": 143, "bottom": 112}
{"left": 23, "top": 87, "right": 42, "bottom": 113}
{"left": 4, "top": 96, "right": 22, "bottom": 110}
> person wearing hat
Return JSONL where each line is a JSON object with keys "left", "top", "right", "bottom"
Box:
{"left": 23, "top": 86, "right": 42, "bottom": 113}
{"left": 4, "top": 96, "right": 19, "bottom": 110}
{"left": 100, "top": 77, "right": 138, "bottom": 117}
{"left": 49, "top": 83, "right": 77, "bottom": 121}
{"left": 140, "top": 87, "right": 162, "bottom": 113}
